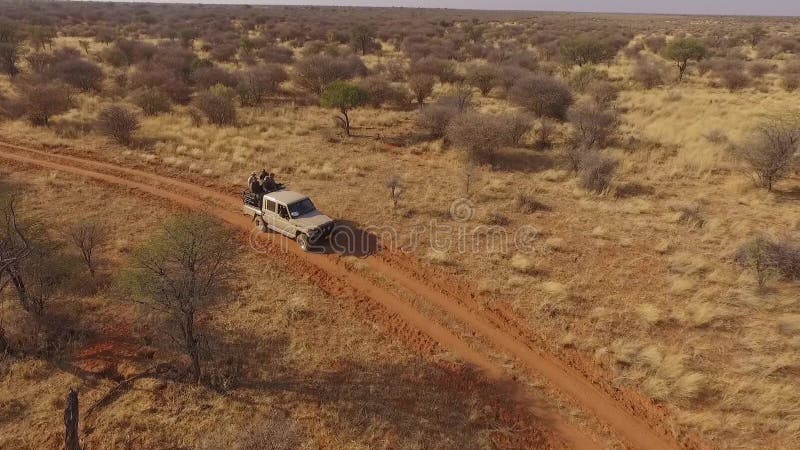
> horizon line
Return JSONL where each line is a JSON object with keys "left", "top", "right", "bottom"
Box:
{"left": 67, "top": 1, "right": 800, "bottom": 19}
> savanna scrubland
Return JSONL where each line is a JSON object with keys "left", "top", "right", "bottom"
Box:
{"left": 1, "top": 2, "right": 799, "bottom": 448}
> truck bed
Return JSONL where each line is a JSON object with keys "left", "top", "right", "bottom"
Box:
{"left": 242, "top": 191, "right": 261, "bottom": 214}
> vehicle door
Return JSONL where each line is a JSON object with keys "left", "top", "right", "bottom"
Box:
{"left": 262, "top": 198, "right": 282, "bottom": 233}
{"left": 273, "top": 202, "right": 297, "bottom": 237}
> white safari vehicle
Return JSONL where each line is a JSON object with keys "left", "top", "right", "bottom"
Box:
{"left": 243, "top": 189, "right": 335, "bottom": 251}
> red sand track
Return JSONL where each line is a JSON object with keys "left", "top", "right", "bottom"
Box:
{"left": 0, "top": 141, "right": 683, "bottom": 450}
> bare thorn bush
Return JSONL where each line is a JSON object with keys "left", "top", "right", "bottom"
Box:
{"left": 730, "top": 115, "right": 800, "bottom": 191}
{"left": 97, "top": 105, "right": 140, "bottom": 146}
{"left": 578, "top": 152, "right": 617, "bottom": 193}
{"left": 66, "top": 222, "right": 107, "bottom": 277}
{"left": 446, "top": 112, "right": 515, "bottom": 164}
{"left": 195, "top": 84, "right": 238, "bottom": 126}
{"left": 509, "top": 74, "right": 573, "bottom": 120}
{"left": 632, "top": 57, "right": 665, "bottom": 89}
{"left": 567, "top": 101, "right": 619, "bottom": 149}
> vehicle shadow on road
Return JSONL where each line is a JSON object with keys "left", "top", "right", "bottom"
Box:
{"left": 308, "top": 220, "right": 379, "bottom": 257}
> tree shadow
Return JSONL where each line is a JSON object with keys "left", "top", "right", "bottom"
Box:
{"left": 236, "top": 359, "right": 554, "bottom": 448}
{"left": 491, "top": 148, "right": 558, "bottom": 173}
{"left": 774, "top": 185, "right": 800, "bottom": 202}
{"left": 201, "top": 325, "right": 556, "bottom": 448}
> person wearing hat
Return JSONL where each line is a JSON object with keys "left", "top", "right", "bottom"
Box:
{"left": 248, "top": 172, "right": 262, "bottom": 195}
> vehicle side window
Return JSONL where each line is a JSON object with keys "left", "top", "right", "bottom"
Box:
{"left": 265, "top": 200, "right": 277, "bottom": 213}
{"left": 278, "top": 204, "right": 290, "bottom": 219}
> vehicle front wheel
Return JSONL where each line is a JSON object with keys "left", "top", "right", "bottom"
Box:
{"left": 296, "top": 233, "right": 310, "bottom": 251}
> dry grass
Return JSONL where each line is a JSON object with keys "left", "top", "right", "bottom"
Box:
{"left": 0, "top": 168, "right": 516, "bottom": 449}
{"left": 2, "top": 15, "right": 800, "bottom": 448}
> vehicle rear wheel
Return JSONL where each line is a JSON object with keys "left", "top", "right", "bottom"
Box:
{"left": 296, "top": 233, "right": 310, "bottom": 251}
{"left": 254, "top": 216, "right": 267, "bottom": 232}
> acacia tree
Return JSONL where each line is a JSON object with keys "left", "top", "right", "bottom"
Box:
{"left": 664, "top": 38, "right": 707, "bottom": 81}
{"left": 560, "top": 36, "right": 612, "bottom": 67}
{"left": 732, "top": 115, "right": 800, "bottom": 191}
{"left": 320, "top": 81, "right": 369, "bottom": 136}
{"left": 120, "top": 214, "right": 236, "bottom": 383}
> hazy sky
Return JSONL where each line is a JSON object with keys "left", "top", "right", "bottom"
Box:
{"left": 104, "top": 0, "right": 800, "bottom": 16}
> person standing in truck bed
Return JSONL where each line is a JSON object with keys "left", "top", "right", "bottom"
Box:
{"left": 248, "top": 172, "right": 263, "bottom": 195}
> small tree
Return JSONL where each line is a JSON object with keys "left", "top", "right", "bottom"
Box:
{"left": 66, "top": 222, "right": 107, "bottom": 277}
{"left": 28, "top": 25, "right": 55, "bottom": 52}
{"left": 508, "top": 74, "right": 573, "bottom": 120}
{"left": 732, "top": 116, "right": 800, "bottom": 191}
{"left": 735, "top": 235, "right": 778, "bottom": 290}
{"left": 465, "top": 64, "right": 498, "bottom": 96}
{"left": 664, "top": 38, "right": 707, "bottom": 82}
{"left": 195, "top": 84, "right": 237, "bottom": 126}
{"left": 17, "top": 242, "right": 72, "bottom": 315}
{"left": 292, "top": 54, "right": 366, "bottom": 96}
{"left": 192, "top": 66, "right": 238, "bottom": 90}
{"left": 350, "top": 24, "right": 377, "bottom": 55}
{"left": 718, "top": 68, "right": 750, "bottom": 91}
{"left": 567, "top": 101, "right": 619, "bottom": 149}
{"left": 236, "top": 64, "right": 287, "bottom": 107}
{"left": 408, "top": 74, "right": 436, "bottom": 107}
{"left": 411, "top": 57, "right": 461, "bottom": 83}
{"left": 446, "top": 112, "right": 514, "bottom": 163}
{"left": 578, "top": 152, "right": 617, "bottom": 193}
{"left": 19, "top": 81, "right": 73, "bottom": 126}
{"left": 51, "top": 57, "right": 104, "bottom": 92}
{"left": 385, "top": 175, "right": 403, "bottom": 211}
{"left": 534, "top": 118, "right": 556, "bottom": 149}
{"left": 644, "top": 35, "right": 667, "bottom": 53}
{"left": 499, "top": 112, "right": 533, "bottom": 146}
{"left": 439, "top": 83, "right": 473, "bottom": 113}
{"left": 0, "top": 19, "right": 21, "bottom": 76}
{"left": 417, "top": 103, "right": 459, "bottom": 139}
{"left": 97, "top": 106, "right": 139, "bottom": 146}
{"left": 320, "top": 81, "right": 369, "bottom": 137}
{"left": 745, "top": 25, "right": 767, "bottom": 47}
{"left": 1, "top": 195, "right": 31, "bottom": 313}
{"left": 131, "top": 87, "right": 172, "bottom": 115}
{"left": 358, "top": 76, "right": 411, "bottom": 109}
{"left": 560, "top": 36, "right": 613, "bottom": 67}
{"left": 120, "top": 214, "right": 236, "bottom": 384}
{"left": 632, "top": 57, "right": 665, "bottom": 89}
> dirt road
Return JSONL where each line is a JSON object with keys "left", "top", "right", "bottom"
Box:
{"left": 0, "top": 141, "right": 684, "bottom": 449}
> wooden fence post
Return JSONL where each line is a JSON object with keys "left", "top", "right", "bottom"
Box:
{"left": 65, "top": 388, "right": 80, "bottom": 450}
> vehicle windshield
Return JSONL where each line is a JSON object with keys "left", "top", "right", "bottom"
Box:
{"left": 288, "top": 198, "right": 316, "bottom": 218}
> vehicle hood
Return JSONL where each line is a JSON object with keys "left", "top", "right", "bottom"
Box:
{"left": 292, "top": 211, "right": 333, "bottom": 229}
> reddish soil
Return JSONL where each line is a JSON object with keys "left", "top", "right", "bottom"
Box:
{"left": 0, "top": 140, "right": 690, "bottom": 449}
